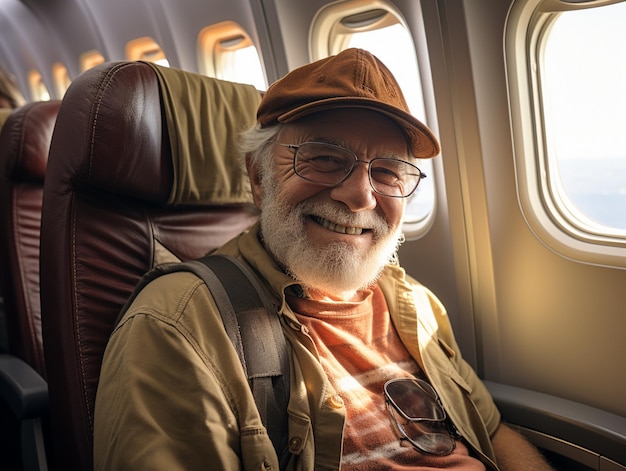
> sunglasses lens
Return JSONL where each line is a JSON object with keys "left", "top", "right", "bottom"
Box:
{"left": 384, "top": 379, "right": 456, "bottom": 456}
{"left": 385, "top": 379, "right": 446, "bottom": 420}
{"left": 400, "top": 420, "right": 456, "bottom": 455}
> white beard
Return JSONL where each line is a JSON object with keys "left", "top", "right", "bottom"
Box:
{"left": 259, "top": 176, "right": 404, "bottom": 298}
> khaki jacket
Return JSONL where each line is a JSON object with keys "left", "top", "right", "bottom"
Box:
{"left": 94, "top": 223, "right": 501, "bottom": 470}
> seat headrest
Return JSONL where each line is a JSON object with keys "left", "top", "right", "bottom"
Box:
{"left": 144, "top": 62, "right": 261, "bottom": 205}
{"left": 49, "top": 61, "right": 260, "bottom": 206}
{"left": 0, "top": 101, "right": 61, "bottom": 183}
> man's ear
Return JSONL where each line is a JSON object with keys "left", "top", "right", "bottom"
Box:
{"left": 246, "top": 153, "right": 264, "bottom": 209}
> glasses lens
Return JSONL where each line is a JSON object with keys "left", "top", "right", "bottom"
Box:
{"left": 293, "top": 142, "right": 355, "bottom": 185}
{"left": 369, "top": 159, "right": 421, "bottom": 197}
{"left": 385, "top": 379, "right": 446, "bottom": 421}
{"left": 291, "top": 142, "right": 423, "bottom": 197}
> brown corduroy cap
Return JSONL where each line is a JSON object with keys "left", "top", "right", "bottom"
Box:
{"left": 257, "top": 48, "right": 440, "bottom": 158}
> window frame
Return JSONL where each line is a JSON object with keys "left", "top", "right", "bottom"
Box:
{"left": 197, "top": 20, "right": 266, "bottom": 89}
{"left": 27, "top": 70, "right": 50, "bottom": 101}
{"left": 506, "top": 0, "right": 626, "bottom": 269}
{"left": 126, "top": 36, "right": 169, "bottom": 66}
{"left": 51, "top": 62, "right": 71, "bottom": 99}
{"left": 79, "top": 50, "right": 105, "bottom": 72}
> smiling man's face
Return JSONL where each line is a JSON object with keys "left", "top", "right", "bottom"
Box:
{"left": 249, "top": 108, "right": 410, "bottom": 300}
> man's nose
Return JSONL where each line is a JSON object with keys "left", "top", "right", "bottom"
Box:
{"left": 329, "top": 162, "right": 377, "bottom": 211}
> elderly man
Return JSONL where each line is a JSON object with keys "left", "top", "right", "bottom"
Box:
{"left": 94, "top": 48, "right": 554, "bottom": 470}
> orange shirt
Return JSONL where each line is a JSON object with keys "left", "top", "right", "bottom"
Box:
{"left": 288, "top": 284, "right": 485, "bottom": 470}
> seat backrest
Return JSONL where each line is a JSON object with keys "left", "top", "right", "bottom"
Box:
{"left": 39, "top": 61, "right": 260, "bottom": 471}
{"left": 0, "top": 107, "right": 14, "bottom": 353}
{"left": 0, "top": 100, "right": 61, "bottom": 378}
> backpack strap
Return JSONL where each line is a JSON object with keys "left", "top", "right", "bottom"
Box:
{"left": 193, "top": 254, "right": 291, "bottom": 466}
{"left": 116, "top": 254, "right": 291, "bottom": 467}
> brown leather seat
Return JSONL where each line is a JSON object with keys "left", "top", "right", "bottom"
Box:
{"left": 0, "top": 101, "right": 60, "bottom": 471}
{"left": 39, "top": 61, "right": 259, "bottom": 470}
{"left": 0, "top": 100, "right": 61, "bottom": 379}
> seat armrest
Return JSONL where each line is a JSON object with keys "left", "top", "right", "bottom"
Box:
{"left": 0, "top": 354, "right": 48, "bottom": 419}
{"left": 484, "top": 380, "right": 626, "bottom": 468}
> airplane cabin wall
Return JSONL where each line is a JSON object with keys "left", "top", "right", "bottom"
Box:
{"left": 21, "top": 0, "right": 104, "bottom": 79}
{"left": 0, "top": 0, "right": 71, "bottom": 100}
{"left": 432, "top": 0, "right": 626, "bottom": 417}
{"left": 0, "top": 0, "right": 272, "bottom": 98}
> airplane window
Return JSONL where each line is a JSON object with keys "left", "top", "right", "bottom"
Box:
{"left": 51, "top": 62, "right": 71, "bottom": 99}
{"left": 311, "top": 1, "right": 436, "bottom": 237}
{"left": 506, "top": 0, "right": 626, "bottom": 267}
{"left": 80, "top": 50, "right": 105, "bottom": 72}
{"left": 27, "top": 70, "right": 50, "bottom": 101}
{"left": 540, "top": 2, "right": 626, "bottom": 235}
{"left": 126, "top": 36, "right": 170, "bottom": 67}
{"left": 198, "top": 21, "right": 266, "bottom": 90}
{"left": 215, "top": 40, "right": 265, "bottom": 90}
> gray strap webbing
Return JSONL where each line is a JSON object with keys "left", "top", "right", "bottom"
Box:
{"left": 116, "top": 254, "right": 291, "bottom": 467}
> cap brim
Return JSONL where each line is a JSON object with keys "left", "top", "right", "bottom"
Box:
{"left": 277, "top": 97, "right": 440, "bottom": 159}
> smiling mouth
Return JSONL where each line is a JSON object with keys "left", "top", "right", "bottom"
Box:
{"left": 310, "top": 215, "right": 366, "bottom": 235}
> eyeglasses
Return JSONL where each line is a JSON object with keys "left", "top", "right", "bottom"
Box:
{"left": 275, "top": 142, "right": 426, "bottom": 198}
{"left": 383, "top": 378, "right": 457, "bottom": 456}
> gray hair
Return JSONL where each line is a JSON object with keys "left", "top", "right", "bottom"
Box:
{"left": 239, "top": 122, "right": 282, "bottom": 181}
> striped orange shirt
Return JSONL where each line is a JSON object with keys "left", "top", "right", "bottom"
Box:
{"left": 288, "top": 284, "right": 485, "bottom": 470}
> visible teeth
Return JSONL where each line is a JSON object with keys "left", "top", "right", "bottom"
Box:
{"left": 313, "top": 216, "right": 363, "bottom": 235}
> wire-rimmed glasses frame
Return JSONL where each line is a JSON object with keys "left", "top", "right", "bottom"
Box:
{"left": 275, "top": 141, "right": 426, "bottom": 198}
{"left": 383, "top": 378, "right": 457, "bottom": 456}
